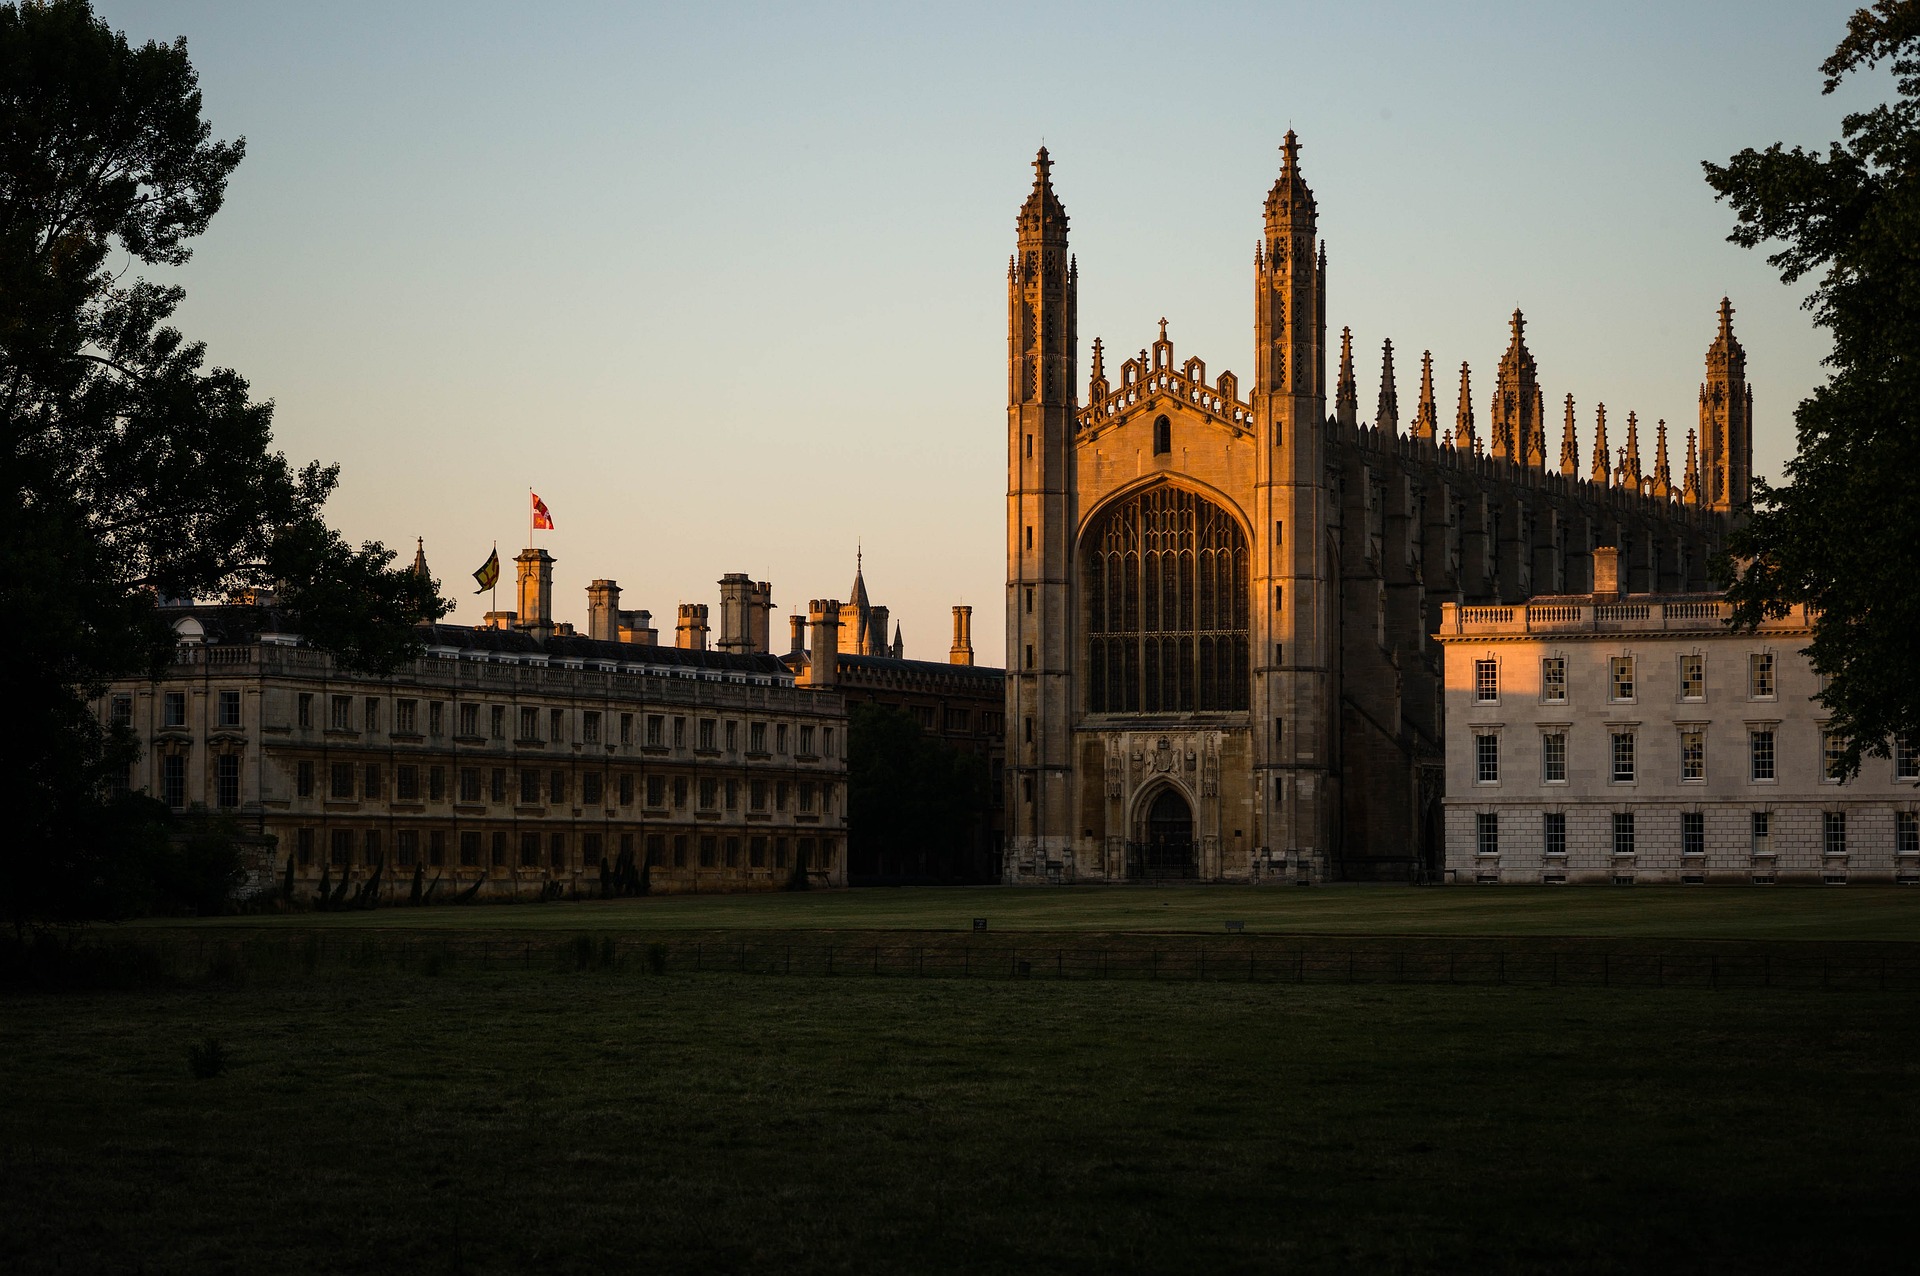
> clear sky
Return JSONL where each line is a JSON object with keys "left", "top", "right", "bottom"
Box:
{"left": 99, "top": 0, "right": 1878, "bottom": 665}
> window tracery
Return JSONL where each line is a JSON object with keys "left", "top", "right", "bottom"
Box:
{"left": 1085, "top": 486, "right": 1248, "bottom": 714}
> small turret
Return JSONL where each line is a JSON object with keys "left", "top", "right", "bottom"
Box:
{"left": 1559, "top": 394, "right": 1579, "bottom": 477}
{"left": 1334, "top": 327, "right": 1358, "bottom": 428}
{"left": 1375, "top": 339, "right": 1399, "bottom": 435}
{"left": 1617, "top": 411, "right": 1644, "bottom": 490}
{"left": 1652, "top": 420, "right": 1672, "bottom": 499}
{"left": 1455, "top": 362, "right": 1476, "bottom": 453}
{"left": 1591, "top": 404, "right": 1610, "bottom": 486}
{"left": 1683, "top": 427, "right": 1702, "bottom": 505}
{"left": 1411, "top": 351, "right": 1439, "bottom": 440}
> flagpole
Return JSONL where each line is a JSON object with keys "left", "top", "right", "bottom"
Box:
{"left": 491, "top": 540, "right": 497, "bottom": 615}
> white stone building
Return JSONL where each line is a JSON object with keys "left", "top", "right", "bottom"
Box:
{"left": 1437, "top": 549, "right": 1919, "bottom": 884}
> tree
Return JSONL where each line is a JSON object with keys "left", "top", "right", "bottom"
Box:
{"left": 0, "top": 1, "right": 445, "bottom": 925}
{"left": 846, "top": 704, "right": 991, "bottom": 881}
{"left": 1704, "top": 0, "right": 1920, "bottom": 778}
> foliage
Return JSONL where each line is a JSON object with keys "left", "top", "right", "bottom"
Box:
{"left": 1704, "top": 0, "right": 1920, "bottom": 775}
{"left": 0, "top": 1, "right": 446, "bottom": 926}
{"left": 846, "top": 703, "right": 991, "bottom": 881}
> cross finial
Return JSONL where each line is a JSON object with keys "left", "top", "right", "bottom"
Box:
{"left": 1158, "top": 317, "right": 1168, "bottom": 341}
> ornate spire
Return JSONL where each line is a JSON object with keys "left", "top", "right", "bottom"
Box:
{"left": 1652, "top": 419, "right": 1672, "bottom": 499}
{"left": 1455, "top": 362, "right": 1476, "bottom": 452}
{"left": 1017, "top": 146, "right": 1068, "bottom": 240}
{"left": 1375, "top": 339, "right": 1399, "bottom": 434}
{"left": 1528, "top": 388, "right": 1547, "bottom": 468}
{"left": 1617, "top": 411, "right": 1644, "bottom": 489}
{"left": 848, "top": 548, "right": 870, "bottom": 614}
{"left": 1591, "top": 404, "right": 1610, "bottom": 485}
{"left": 1489, "top": 308, "right": 1543, "bottom": 466}
{"left": 410, "top": 537, "right": 431, "bottom": 582}
{"left": 1334, "top": 327, "right": 1358, "bottom": 427}
{"left": 1559, "top": 393, "right": 1579, "bottom": 477}
{"left": 1700, "top": 296, "right": 1751, "bottom": 511}
{"left": 1265, "top": 130, "right": 1316, "bottom": 225}
{"left": 1683, "top": 426, "right": 1702, "bottom": 504}
{"left": 1411, "top": 350, "right": 1439, "bottom": 440}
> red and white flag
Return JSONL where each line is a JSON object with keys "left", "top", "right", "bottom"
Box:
{"left": 531, "top": 492, "right": 555, "bottom": 530}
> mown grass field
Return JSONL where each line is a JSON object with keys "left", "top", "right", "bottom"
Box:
{"left": 130, "top": 881, "right": 1920, "bottom": 942}
{"left": 2, "top": 966, "right": 1913, "bottom": 1275}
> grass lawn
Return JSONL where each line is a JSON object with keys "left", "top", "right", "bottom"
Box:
{"left": 131, "top": 881, "right": 1920, "bottom": 943}
{"left": 1, "top": 968, "right": 1911, "bottom": 1274}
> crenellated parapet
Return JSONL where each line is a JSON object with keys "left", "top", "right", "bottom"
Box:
{"left": 1078, "top": 320, "right": 1255, "bottom": 436}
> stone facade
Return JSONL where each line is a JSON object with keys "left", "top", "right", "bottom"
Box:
{"left": 1436, "top": 562, "right": 1920, "bottom": 884}
{"left": 105, "top": 591, "right": 850, "bottom": 901}
{"left": 1004, "top": 139, "right": 1746, "bottom": 882}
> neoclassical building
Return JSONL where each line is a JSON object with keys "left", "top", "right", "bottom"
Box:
{"left": 1437, "top": 551, "right": 1919, "bottom": 884}
{"left": 1004, "top": 137, "right": 1748, "bottom": 882}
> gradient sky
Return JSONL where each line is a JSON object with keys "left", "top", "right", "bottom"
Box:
{"left": 99, "top": 1, "right": 1879, "bottom": 665}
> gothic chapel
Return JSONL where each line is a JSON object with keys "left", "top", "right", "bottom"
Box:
{"left": 1004, "top": 137, "right": 1748, "bottom": 882}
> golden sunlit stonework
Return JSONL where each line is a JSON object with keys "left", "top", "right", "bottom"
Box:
{"left": 1005, "top": 137, "right": 1749, "bottom": 883}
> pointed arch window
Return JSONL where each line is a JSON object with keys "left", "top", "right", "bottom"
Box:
{"left": 1153, "top": 416, "right": 1172, "bottom": 456}
{"left": 1085, "top": 486, "right": 1248, "bottom": 714}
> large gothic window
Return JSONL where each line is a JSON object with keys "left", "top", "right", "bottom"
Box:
{"left": 1085, "top": 486, "right": 1249, "bottom": 714}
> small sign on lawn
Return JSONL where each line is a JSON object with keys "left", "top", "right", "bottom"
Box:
{"left": 972, "top": 918, "right": 988, "bottom": 933}
{"left": 1225, "top": 920, "right": 1246, "bottom": 933}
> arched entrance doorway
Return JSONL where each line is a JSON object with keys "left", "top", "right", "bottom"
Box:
{"left": 1130, "top": 787, "right": 1196, "bottom": 881}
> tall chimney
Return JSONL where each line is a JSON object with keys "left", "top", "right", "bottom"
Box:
{"left": 620, "top": 609, "right": 658, "bottom": 645}
{"left": 586, "top": 579, "right": 620, "bottom": 641}
{"left": 1592, "top": 545, "right": 1621, "bottom": 601}
{"left": 717, "top": 573, "right": 754, "bottom": 653}
{"left": 789, "top": 614, "right": 807, "bottom": 654}
{"left": 950, "top": 605, "right": 975, "bottom": 666}
{"left": 515, "top": 548, "right": 554, "bottom": 637}
{"left": 675, "top": 603, "right": 709, "bottom": 651}
{"left": 749, "top": 581, "right": 774, "bottom": 654}
{"left": 803, "top": 599, "right": 841, "bottom": 687}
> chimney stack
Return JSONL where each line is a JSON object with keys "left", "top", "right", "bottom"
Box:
{"left": 675, "top": 603, "right": 709, "bottom": 651}
{"left": 789, "top": 614, "right": 807, "bottom": 654}
{"left": 749, "top": 581, "right": 774, "bottom": 653}
{"left": 1592, "top": 545, "right": 1621, "bottom": 601}
{"left": 802, "top": 600, "right": 841, "bottom": 687}
{"left": 515, "top": 549, "right": 555, "bottom": 638}
{"left": 717, "top": 573, "right": 752, "bottom": 653}
{"left": 950, "top": 605, "right": 975, "bottom": 666}
{"left": 586, "top": 579, "right": 621, "bottom": 641}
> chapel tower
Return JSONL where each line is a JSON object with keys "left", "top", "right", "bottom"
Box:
{"left": 1253, "top": 130, "right": 1333, "bottom": 866}
{"left": 1700, "top": 297, "right": 1752, "bottom": 512}
{"left": 1006, "top": 148, "right": 1077, "bottom": 864}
